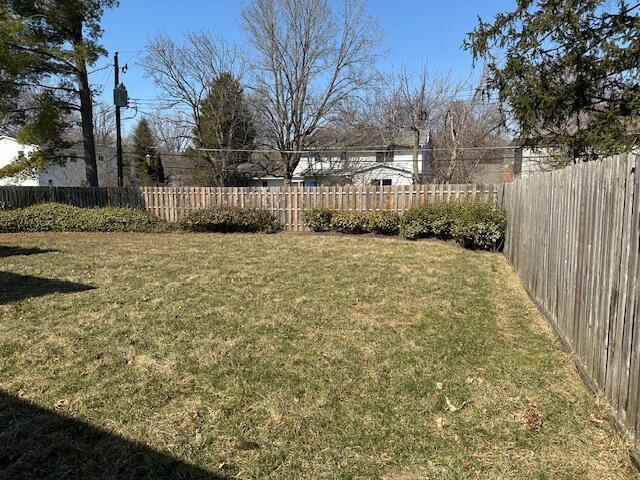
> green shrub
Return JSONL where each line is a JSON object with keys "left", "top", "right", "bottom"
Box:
{"left": 180, "top": 207, "right": 280, "bottom": 233}
{"left": 400, "top": 203, "right": 458, "bottom": 240}
{"left": 304, "top": 207, "right": 334, "bottom": 232}
{"left": 305, "top": 208, "right": 400, "bottom": 235}
{"left": 329, "top": 211, "right": 370, "bottom": 234}
{"left": 306, "top": 203, "right": 506, "bottom": 250}
{"left": 400, "top": 202, "right": 506, "bottom": 250}
{"left": 450, "top": 203, "right": 507, "bottom": 251}
{"left": 366, "top": 210, "right": 400, "bottom": 235}
{"left": 0, "top": 203, "right": 168, "bottom": 233}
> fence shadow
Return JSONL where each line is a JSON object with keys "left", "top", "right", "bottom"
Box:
{"left": 0, "top": 391, "right": 230, "bottom": 479}
{"left": 0, "top": 271, "right": 94, "bottom": 305}
{"left": 0, "top": 246, "right": 58, "bottom": 258}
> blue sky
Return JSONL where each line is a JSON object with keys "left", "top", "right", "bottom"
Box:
{"left": 91, "top": 0, "right": 515, "bottom": 129}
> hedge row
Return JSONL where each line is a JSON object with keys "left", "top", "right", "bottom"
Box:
{"left": 0, "top": 203, "right": 281, "bottom": 234}
{"left": 304, "top": 203, "right": 506, "bottom": 250}
{"left": 179, "top": 207, "right": 281, "bottom": 233}
{"left": 0, "top": 202, "right": 505, "bottom": 249}
{"left": 400, "top": 202, "right": 507, "bottom": 250}
{"left": 305, "top": 208, "right": 400, "bottom": 235}
{"left": 0, "top": 203, "right": 169, "bottom": 233}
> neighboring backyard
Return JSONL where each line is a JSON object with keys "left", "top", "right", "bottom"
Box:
{"left": 0, "top": 233, "right": 637, "bottom": 479}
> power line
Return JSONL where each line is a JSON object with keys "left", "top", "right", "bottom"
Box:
{"left": 188, "top": 145, "right": 539, "bottom": 154}
{"left": 64, "top": 145, "right": 551, "bottom": 155}
{"left": 88, "top": 63, "right": 113, "bottom": 75}
{"left": 60, "top": 147, "right": 562, "bottom": 169}
{"left": 131, "top": 94, "right": 501, "bottom": 105}
{"left": 57, "top": 156, "right": 517, "bottom": 174}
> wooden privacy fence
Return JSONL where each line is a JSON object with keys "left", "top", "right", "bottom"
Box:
{"left": 0, "top": 186, "right": 144, "bottom": 210}
{"left": 0, "top": 184, "right": 498, "bottom": 230}
{"left": 499, "top": 153, "right": 640, "bottom": 446}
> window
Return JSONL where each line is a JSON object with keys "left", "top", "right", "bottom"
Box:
{"left": 17, "top": 150, "right": 24, "bottom": 158}
{"left": 375, "top": 149, "right": 393, "bottom": 163}
{"left": 48, "top": 180, "right": 53, "bottom": 187}
{"left": 371, "top": 179, "right": 393, "bottom": 186}
{"left": 98, "top": 155, "right": 105, "bottom": 163}
{"left": 262, "top": 181, "right": 268, "bottom": 187}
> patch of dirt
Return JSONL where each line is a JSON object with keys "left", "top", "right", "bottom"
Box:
{"left": 522, "top": 398, "right": 544, "bottom": 430}
{"left": 381, "top": 465, "right": 429, "bottom": 480}
{"left": 131, "top": 354, "right": 175, "bottom": 375}
{"left": 234, "top": 439, "right": 260, "bottom": 451}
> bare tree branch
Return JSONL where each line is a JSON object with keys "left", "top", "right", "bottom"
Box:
{"left": 242, "top": 0, "right": 382, "bottom": 184}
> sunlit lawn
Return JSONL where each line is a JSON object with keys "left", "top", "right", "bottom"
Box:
{"left": 0, "top": 233, "right": 636, "bottom": 479}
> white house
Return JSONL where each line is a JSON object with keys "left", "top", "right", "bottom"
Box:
{"left": 0, "top": 136, "right": 40, "bottom": 186}
{"left": 246, "top": 146, "right": 432, "bottom": 187}
{"left": 0, "top": 136, "right": 119, "bottom": 187}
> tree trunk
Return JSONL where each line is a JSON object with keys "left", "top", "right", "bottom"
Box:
{"left": 282, "top": 152, "right": 298, "bottom": 186}
{"left": 447, "top": 112, "right": 458, "bottom": 182}
{"left": 412, "top": 128, "right": 421, "bottom": 184}
{"left": 72, "top": 28, "right": 98, "bottom": 186}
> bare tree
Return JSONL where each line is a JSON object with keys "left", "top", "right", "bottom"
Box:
{"left": 141, "top": 31, "right": 248, "bottom": 184}
{"left": 93, "top": 102, "right": 116, "bottom": 146}
{"left": 241, "top": 0, "right": 382, "bottom": 184}
{"left": 430, "top": 83, "right": 507, "bottom": 183}
{"left": 357, "top": 69, "right": 508, "bottom": 184}
{"left": 146, "top": 110, "right": 196, "bottom": 186}
{"left": 374, "top": 67, "right": 454, "bottom": 183}
{"left": 148, "top": 111, "right": 192, "bottom": 153}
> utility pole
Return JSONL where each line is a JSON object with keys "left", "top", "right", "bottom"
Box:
{"left": 113, "top": 52, "right": 128, "bottom": 187}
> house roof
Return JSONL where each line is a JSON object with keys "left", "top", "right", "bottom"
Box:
{"left": 238, "top": 158, "right": 284, "bottom": 178}
{"left": 0, "top": 136, "right": 39, "bottom": 151}
{"left": 305, "top": 126, "right": 423, "bottom": 152}
{"left": 297, "top": 166, "right": 346, "bottom": 176}
{"left": 352, "top": 163, "right": 413, "bottom": 175}
{"left": 0, "top": 135, "right": 28, "bottom": 145}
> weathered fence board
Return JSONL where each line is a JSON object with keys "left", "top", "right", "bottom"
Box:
{"left": 499, "top": 153, "right": 640, "bottom": 447}
{"left": 0, "top": 184, "right": 498, "bottom": 230}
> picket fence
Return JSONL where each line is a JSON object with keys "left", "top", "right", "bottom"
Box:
{"left": 0, "top": 184, "right": 498, "bottom": 230}
{"left": 499, "top": 153, "right": 640, "bottom": 448}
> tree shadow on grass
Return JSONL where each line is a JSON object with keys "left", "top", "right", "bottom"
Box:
{"left": 0, "top": 246, "right": 58, "bottom": 258}
{"left": 0, "top": 271, "right": 95, "bottom": 305}
{"left": 0, "top": 391, "right": 232, "bottom": 479}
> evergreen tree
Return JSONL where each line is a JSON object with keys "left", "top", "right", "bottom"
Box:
{"left": 147, "top": 152, "right": 165, "bottom": 185}
{"left": 132, "top": 118, "right": 165, "bottom": 186}
{"left": 195, "top": 72, "right": 256, "bottom": 186}
{"left": 465, "top": 0, "right": 640, "bottom": 161}
{"left": 0, "top": 0, "right": 118, "bottom": 184}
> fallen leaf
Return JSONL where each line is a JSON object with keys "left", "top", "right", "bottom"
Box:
{"left": 465, "top": 376, "right": 484, "bottom": 385}
{"left": 589, "top": 413, "right": 605, "bottom": 426}
{"left": 436, "top": 417, "right": 448, "bottom": 429}
{"left": 445, "top": 396, "right": 468, "bottom": 412}
{"left": 522, "top": 398, "right": 543, "bottom": 430}
{"left": 435, "top": 382, "right": 443, "bottom": 391}
{"left": 55, "top": 399, "right": 68, "bottom": 409}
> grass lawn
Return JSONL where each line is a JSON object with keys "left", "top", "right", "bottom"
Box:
{"left": 0, "top": 232, "right": 637, "bottom": 479}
